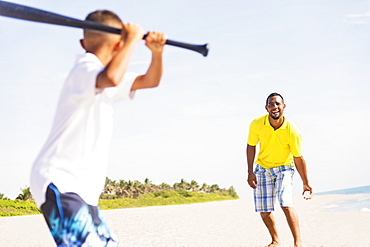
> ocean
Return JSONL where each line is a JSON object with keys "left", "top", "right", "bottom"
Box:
{"left": 318, "top": 185, "right": 370, "bottom": 212}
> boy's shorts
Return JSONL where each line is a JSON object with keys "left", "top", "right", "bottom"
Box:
{"left": 254, "top": 164, "right": 294, "bottom": 212}
{"left": 40, "top": 183, "right": 118, "bottom": 247}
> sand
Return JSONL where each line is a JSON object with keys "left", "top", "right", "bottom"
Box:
{"left": 0, "top": 194, "right": 369, "bottom": 247}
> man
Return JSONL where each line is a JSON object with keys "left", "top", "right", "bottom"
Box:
{"left": 247, "top": 92, "right": 312, "bottom": 247}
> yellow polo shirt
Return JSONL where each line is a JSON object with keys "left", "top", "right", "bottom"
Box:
{"left": 248, "top": 114, "right": 302, "bottom": 169}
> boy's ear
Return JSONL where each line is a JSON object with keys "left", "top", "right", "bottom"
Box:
{"left": 113, "top": 40, "right": 124, "bottom": 52}
{"left": 79, "top": 39, "right": 86, "bottom": 50}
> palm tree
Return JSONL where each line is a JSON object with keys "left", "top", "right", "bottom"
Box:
{"left": 159, "top": 182, "right": 171, "bottom": 191}
{"left": 190, "top": 180, "right": 199, "bottom": 191}
{"left": 103, "top": 177, "right": 117, "bottom": 195}
{"left": 143, "top": 178, "right": 160, "bottom": 193}
{"left": 210, "top": 184, "right": 220, "bottom": 193}
{"left": 200, "top": 183, "right": 210, "bottom": 193}
{"left": 0, "top": 193, "right": 8, "bottom": 200}
{"left": 228, "top": 186, "right": 238, "bottom": 198}
{"left": 179, "top": 179, "right": 191, "bottom": 190}
{"left": 131, "top": 180, "right": 144, "bottom": 199}
{"left": 173, "top": 182, "right": 180, "bottom": 190}
{"left": 16, "top": 186, "right": 33, "bottom": 201}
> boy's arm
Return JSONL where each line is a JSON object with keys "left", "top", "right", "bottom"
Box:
{"left": 293, "top": 156, "right": 313, "bottom": 197}
{"left": 131, "top": 32, "right": 166, "bottom": 90}
{"left": 97, "top": 23, "right": 143, "bottom": 89}
{"left": 247, "top": 144, "right": 257, "bottom": 189}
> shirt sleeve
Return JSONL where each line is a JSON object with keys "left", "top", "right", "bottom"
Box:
{"left": 247, "top": 120, "right": 259, "bottom": 146}
{"left": 103, "top": 72, "right": 138, "bottom": 102}
{"left": 289, "top": 126, "right": 302, "bottom": 157}
{"left": 64, "top": 60, "right": 101, "bottom": 103}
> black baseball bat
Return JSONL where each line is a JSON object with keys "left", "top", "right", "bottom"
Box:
{"left": 0, "top": 1, "right": 209, "bottom": 57}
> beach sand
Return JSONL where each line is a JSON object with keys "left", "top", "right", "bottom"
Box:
{"left": 0, "top": 194, "right": 369, "bottom": 247}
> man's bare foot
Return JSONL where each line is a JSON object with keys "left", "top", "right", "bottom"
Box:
{"left": 294, "top": 243, "right": 302, "bottom": 247}
{"left": 267, "top": 240, "right": 280, "bottom": 247}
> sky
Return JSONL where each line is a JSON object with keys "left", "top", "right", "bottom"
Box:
{"left": 1, "top": 0, "right": 370, "bottom": 200}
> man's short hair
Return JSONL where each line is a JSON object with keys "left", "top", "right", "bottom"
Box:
{"left": 266, "top": 92, "right": 284, "bottom": 105}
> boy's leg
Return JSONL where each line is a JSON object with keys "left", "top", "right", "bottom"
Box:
{"left": 254, "top": 165, "right": 279, "bottom": 246}
{"left": 40, "top": 183, "right": 118, "bottom": 247}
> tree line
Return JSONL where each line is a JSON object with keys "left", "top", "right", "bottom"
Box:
{"left": 1, "top": 178, "right": 238, "bottom": 201}
{"left": 101, "top": 178, "right": 238, "bottom": 199}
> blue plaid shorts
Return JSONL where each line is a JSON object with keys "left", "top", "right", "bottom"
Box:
{"left": 254, "top": 164, "right": 294, "bottom": 212}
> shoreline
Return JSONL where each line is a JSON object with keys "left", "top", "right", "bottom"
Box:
{"left": 0, "top": 194, "right": 369, "bottom": 246}
{"left": 320, "top": 193, "right": 370, "bottom": 212}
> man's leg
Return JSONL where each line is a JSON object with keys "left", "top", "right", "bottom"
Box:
{"left": 281, "top": 207, "right": 302, "bottom": 247}
{"left": 276, "top": 166, "right": 302, "bottom": 247}
{"left": 254, "top": 165, "right": 279, "bottom": 246}
{"left": 260, "top": 212, "right": 280, "bottom": 247}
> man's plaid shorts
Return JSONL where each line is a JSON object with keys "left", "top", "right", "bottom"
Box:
{"left": 254, "top": 164, "right": 295, "bottom": 212}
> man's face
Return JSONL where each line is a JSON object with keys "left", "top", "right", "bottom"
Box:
{"left": 265, "top": 96, "right": 286, "bottom": 120}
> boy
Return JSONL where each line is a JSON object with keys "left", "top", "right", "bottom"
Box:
{"left": 30, "top": 10, "right": 166, "bottom": 246}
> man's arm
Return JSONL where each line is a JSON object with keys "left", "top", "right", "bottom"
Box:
{"left": 293, "top": 156, "right": 313, "bottom": 197}
{"left": 131, "top": 31, "right": 166, "bottom": 90}
{"left": 247, "top": 144, "right": 257, "bottom": 189}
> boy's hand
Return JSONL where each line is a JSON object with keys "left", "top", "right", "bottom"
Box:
{"left": 121, "top": 23, "right": 144, "bottom": 43}
{"left": 144, "top": 31, "right": 166, "bottom": 54}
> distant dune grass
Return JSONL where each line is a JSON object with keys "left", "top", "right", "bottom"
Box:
{"left": 0, "top": 199, "right": 40, "bottom": 217}
{"left": 99, "top": 190, "right": 238, "bottom": 210}
{"left": 0, "top": 190, "right": 238, "bottom": 217}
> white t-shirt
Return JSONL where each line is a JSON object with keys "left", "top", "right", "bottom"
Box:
{"left": 30, "top": 53, "right": 138, "bottom": 207}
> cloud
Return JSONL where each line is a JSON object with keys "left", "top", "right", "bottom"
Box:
{"left": 343, "top": 11, "right": 370, "bottom": 25}
{"left": 345, "top": 11, "right": 370, "bottom": 18}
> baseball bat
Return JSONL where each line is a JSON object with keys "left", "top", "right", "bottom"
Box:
{"left": 0, "top": 1, "right": 209, "bottom": 57}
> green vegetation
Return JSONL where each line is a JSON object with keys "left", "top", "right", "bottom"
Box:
{"left": 100, "top": 177, "right": 238, "bottom": 200}
{"left": 0, "top": 193, "right": 10, "bottom": 200}
{"left": 1, "top": 178, "right": 238, "bottom": 217}
{"left": 0, "top": 199, "right": 40, "bottom": 217}
{"left": 0, "top": 186, "right": 40, "bottom": 217}
{"left": 99, "top": 190, "right": 237, "bottom": 210}
{"left": 15, "top": 186, "right": 32, "bottom": 201}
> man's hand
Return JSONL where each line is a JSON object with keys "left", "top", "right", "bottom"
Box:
{"left": 248, "top": 173, "right": 257, "bottom": 189}
{"left": 144, "top": 31, "right": 166, "bottom": 54}
{"left": 293, "top": 156, "right": 313, "bottom": 200}
{"left": 246, "top": 145, "right": 257, "bottom": 189}
{"left": 302, "top": 184, "right": 313, "bottom": 200}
